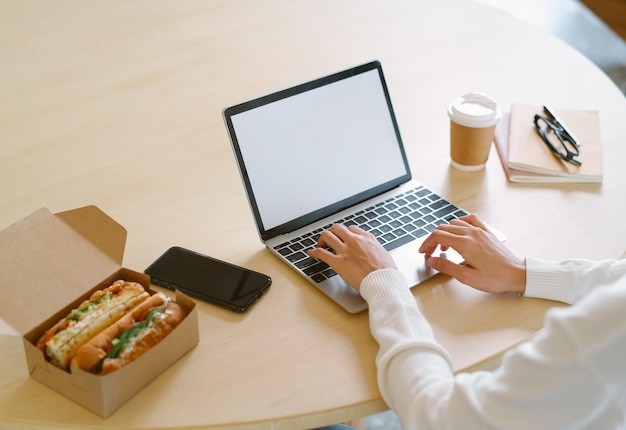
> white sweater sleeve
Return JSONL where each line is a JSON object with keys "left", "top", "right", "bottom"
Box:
{"left": 525, "top": 258, "right": 626, "bottom": 303}
{"left": 360, "top": 269, "right": 455, "bottom": 425}
{"left": 360, "top": 260, "right": 626, "bottom": 430}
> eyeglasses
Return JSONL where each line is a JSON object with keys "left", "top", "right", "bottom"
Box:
{"left": 533, "top": 105, "right": 581, "bottom": 166}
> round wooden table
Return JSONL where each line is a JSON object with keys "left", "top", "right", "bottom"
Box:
{"left": 1, "top": 0, "right": 625, "bottom": 428}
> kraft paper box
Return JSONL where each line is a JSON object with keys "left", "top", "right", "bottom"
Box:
{"left": 0, "top": 206, "right": 199, "bottom": 417}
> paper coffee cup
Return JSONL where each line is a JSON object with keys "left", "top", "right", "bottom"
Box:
{"left": 448, "top": 93, "right": 501, "bottom": 171}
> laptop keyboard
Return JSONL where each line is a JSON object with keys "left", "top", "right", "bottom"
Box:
{"left": 273, "top": 186, "right": 468, "bottom": 284}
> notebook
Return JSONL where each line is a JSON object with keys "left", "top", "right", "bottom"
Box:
{"left": 223, "top": 61, "right": 502, "bottom": 313}
{"left": 495, "top": 104, "right": 602, "bottom": 183}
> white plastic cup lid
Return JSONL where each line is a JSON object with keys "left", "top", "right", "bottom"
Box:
{"left": 448, "top": 93, "right": 501, "bottom": 128}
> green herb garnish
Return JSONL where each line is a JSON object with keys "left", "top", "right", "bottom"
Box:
{"left": 105, "top": 305, "right": 166, "bottom": 359}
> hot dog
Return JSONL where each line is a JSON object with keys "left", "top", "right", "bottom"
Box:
{"left": 72, "top": 292, "right": 187, "bottom": 375}
{"left": 36, "top": 280, "right": 150, "bottom": 370}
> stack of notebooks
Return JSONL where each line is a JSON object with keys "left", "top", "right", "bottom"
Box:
{"left": 495, "top": 104, "right": 603, "bottom": 183}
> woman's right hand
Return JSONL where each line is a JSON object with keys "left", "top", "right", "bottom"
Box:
{"left": 419, "top": 214, "right": 526, "bottom": 295}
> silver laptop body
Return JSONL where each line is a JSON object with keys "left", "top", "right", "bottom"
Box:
{"left": 223, "top": 61, "right": 499, "bottom": 313}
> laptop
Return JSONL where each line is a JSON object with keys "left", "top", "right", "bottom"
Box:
{"left": 223, "top": 60, "right": 502, "bottom": 313}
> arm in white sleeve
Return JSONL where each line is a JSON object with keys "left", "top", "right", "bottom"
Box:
{"left": 361, "top": 265, "right": 626, "bottom": 430}
{"left": 525, "top": 258, "right": 626, "bottom": 303}
{"left": 360, "top": 269, "right": 455, "bottom": 426}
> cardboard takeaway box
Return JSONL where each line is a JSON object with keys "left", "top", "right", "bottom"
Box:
{"left": 0, "top": 206, "right": 199, "bottom": 417}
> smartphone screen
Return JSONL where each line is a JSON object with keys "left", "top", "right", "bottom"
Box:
{"left": 145, "top": 247, "right": 271, "bottom": 312}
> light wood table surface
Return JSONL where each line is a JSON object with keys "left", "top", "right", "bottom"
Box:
{"left": 1, "top": 0, "right": 625, "bottom": 428}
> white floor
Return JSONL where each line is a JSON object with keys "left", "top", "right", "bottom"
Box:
{"left": 363, "top": 410, "right": 402, "bottom": 429}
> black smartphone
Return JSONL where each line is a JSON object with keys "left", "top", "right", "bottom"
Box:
{"left": 145, "top": 246, "right": 271, "bottom": 312}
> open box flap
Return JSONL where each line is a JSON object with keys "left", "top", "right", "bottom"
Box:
{"left": 56, "top": 205, "right": 126, "bottom": 265}
{"left": 0, "top": 207, "right": 122, "bottom": 335}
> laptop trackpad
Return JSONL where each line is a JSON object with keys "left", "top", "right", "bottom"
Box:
{"left": 391, "top": 240, "right": 464, "bottom": 287}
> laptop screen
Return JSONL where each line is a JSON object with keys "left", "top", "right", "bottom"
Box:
{"left": 224, "top": 61, "right": 411, "bottom": 240}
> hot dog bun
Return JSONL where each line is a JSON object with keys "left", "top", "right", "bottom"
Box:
{"left": 72, "top": 292, "right": 168, "bottom": 372}
{"left": 37, "top": 280, "right": 150, "bottom": 370}
{"left": 72, "top": 292, "right": 187, "bottom": 375}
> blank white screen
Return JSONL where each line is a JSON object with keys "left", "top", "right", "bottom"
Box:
{"left": 230, "top": 69, "right": 407, "bottom": 231}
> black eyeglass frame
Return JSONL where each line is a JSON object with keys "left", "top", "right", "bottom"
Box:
{"left": 533, "top": 105, "right": 582, "bottom": 166}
